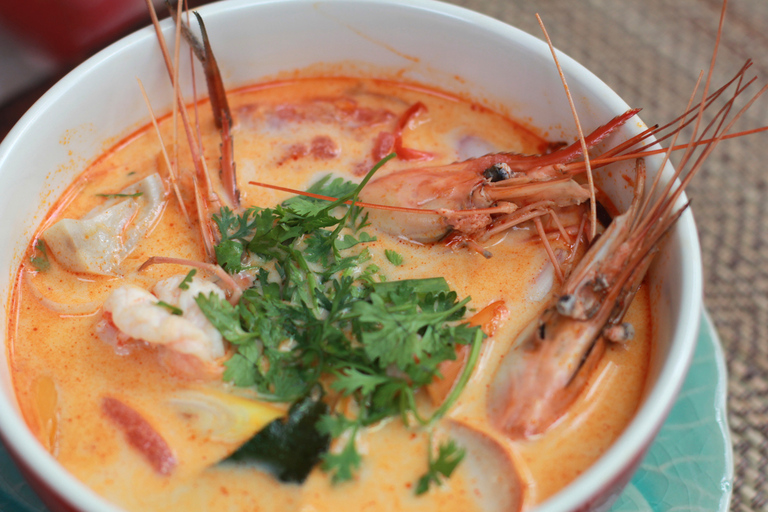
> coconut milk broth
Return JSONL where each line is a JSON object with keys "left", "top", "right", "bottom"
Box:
{"left": 7, "top": 77, "right": 650, "bottom": 511}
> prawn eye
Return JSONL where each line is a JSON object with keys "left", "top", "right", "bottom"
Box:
{"left": 482, "top": 163, "right": 513, "bottom": 182}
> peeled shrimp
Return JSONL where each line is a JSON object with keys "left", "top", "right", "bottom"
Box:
{"left": 488, "top": 57, "right": 764, "bottom": 434}
{"left": 98, "top": 275, "right": 226, "bottom": 378}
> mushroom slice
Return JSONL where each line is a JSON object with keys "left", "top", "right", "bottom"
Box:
{"left": 43, "top": 173, "right": 166, "bottom": 275}
{"left": 444, "top": 418, "right": 525, "bottom": 512}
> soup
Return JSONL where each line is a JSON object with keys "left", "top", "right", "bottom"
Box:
{"left": 7, "top": 76, "right": 650, "bottom": 511}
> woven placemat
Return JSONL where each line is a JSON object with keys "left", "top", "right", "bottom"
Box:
{"left": 445, "top": 0, "right": 768, "bottom": 510}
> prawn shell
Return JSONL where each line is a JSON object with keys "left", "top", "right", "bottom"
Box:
{"left": 359, "top": 168, "right": 486, "bottom": 242}
{"left": 487, "top": 308, "right": 607, "bottom": 438}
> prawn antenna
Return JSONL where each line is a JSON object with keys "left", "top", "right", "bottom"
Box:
{"left": 559, "top": 123, "right": 768, "bottom": 174}
{"left": 536, "top": 14, "right": 597, "bottom": 241}
{"left": 247, "top": 181, "right": 441, "bottom": 215}
{"left": 136, "top": 78, "right": 190, "bottom": 224}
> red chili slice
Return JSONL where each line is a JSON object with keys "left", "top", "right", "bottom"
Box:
{"left": 374, "top": 102, "right": 435, "bottom": 162}
{"left": 101, "top": 396, "right": 177, "bottom": 475}
{"left": 372, "top": 131, "right": 396, "bottom": 161}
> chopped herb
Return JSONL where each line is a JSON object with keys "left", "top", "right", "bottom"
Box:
{"left": 201, "top": 155, "right": 482, "bottom": 488}
{"left": 30, "top": 240, "right": 50, "bottom": 271}
{"left": 385, "top": 249, "right": 404, "bottom": 266}
{"left": 371, "top": 277, "right": 448, "bottom": 296}
{"left": 155, "top": 301, "right": 183, "bottom": 315}
{"left": 195, "top": 292, "right": 258, "bottom": 345}
{"left": 320, "top": 424, "right": 361, "bottom": 484}
{"left": 316, "top": 412, "right": 358, "bottom": 438}
{"left": 330, "top": 368, "right": 391, "bottom": 397}
{"left": 178, "top": 269, "right": 197, "bottom": 290}
{"left": 415, "top": 439, "right": 466, "bottom": 495}
{"left": 96, "top": 192, "right": 143, "bottom": 199}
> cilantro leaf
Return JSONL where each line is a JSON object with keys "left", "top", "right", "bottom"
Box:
{"left": 335, "top": 232, "right": 376, "bottom": 251}
{"left": 371, "top": 277, "right": 449, "bottom": 296}
{"left": 214, "top": 206, "right": 261, "bottom": 244}
{"left": 385, "top": 249, "right": 404, "bottom": 266}
{"left": 282, "top": 175, "right": 358, "bottom": 210}
{"left": 415, "top": 439, "right": 465, "bottom": 495}
{"left": 30, "top": 240, "right": 50, "bottom": 271}
{"left": 215, "top": 239, "right": 245, "bottom": 272}
{"left": 178, "top": 269, "right": 197, "bottom": 290}
{"left": 195, "top": 292, "right": 257, "bottom": 345}
{"left": 316, "top": 413, "right": 357, "bottom": 439}
{"left": 213, "top": 206, "right": 263, "bottom": 272}
{"left": 352, "top": 283, "right": 473, "bottom": 374}
{"left": 331, "top": 369, "right": 391, "bottom": 397}
{"left": 321, "top": 431, "right": 361, "bottom": 484}
{"left": 156, "top": 300, "right": 182, "bottom": 315}
{"left": 223, "top": 353, "right": 259, "bottom": 387}
{"left": 361, "top": 380, "right": 409, "bottom": 426}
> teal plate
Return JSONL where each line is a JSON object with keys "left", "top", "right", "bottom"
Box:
{"left": 0, "top": 311, "right": 733, "bottom": 512}
{"left": 611, "top": 310, "right": 733, "bottom": 512}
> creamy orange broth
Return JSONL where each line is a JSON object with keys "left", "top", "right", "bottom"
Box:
{"left": 8, "top": 78, "right": 650, "bottom": 511}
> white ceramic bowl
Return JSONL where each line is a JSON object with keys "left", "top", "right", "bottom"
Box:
{"left": 0, "top": 1, "right": 702, "bottom": 511}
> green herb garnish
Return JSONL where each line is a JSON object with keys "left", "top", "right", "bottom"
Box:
{"left": 385, "top": 249, "right": 404, "bottom": 266}
{"left": 30, "top": 240, "right": 50, "bottom": 272}
{"left": 178, "top": 269, "right": 197, "bottom": 290}
{"left": 415, "top": 439, "right": 466, "bottom": 495}
{"left": 156, "top": 301, "right": 183, "bottom": 315}
{"left": 199, "top": 155, "right": 483, "bottom": 488}
{"left": 318, "top": 417, "right": 361, "bottom": 483}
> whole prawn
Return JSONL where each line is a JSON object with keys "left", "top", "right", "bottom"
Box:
{"left": 483, "top": 12, "right": 767, "bottom": 437}
{"left": 487, "top": 159, "right": 657, "bottom": 437}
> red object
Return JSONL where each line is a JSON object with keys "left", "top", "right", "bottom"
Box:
{"left": 0, "top": 0, "right": 151, "bottom": 64}
{"left": 102, "top": 396, "right": 177, "bottom": 475}
{"left": 372, "top": 101, "right": 435, "bottom": 162}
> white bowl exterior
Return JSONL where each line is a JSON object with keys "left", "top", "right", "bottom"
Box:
{"left": 0, "top": 1, "right": 703, "bottom": 511}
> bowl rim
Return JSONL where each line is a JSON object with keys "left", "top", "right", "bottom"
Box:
{"left": 0, "top": 0, "right": 703, "bottom": 511}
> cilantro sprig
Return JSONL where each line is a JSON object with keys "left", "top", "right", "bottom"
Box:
{"left": 156, "top": 301, "right": 183, "bottom": 316}
{"left": 416, "top": 439, "right": 466, "bottom": 495}
{"left": 385, "top": 249, "right": 403, "bottom": 266}
{"left": 178, "top": 269, "right": 197, "bottom": 290}
{"left": 199, "top": 155, "right": 484, "bottom": 489}
{"left": 30, "top": 240, "right": 50, "bottom": 272}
